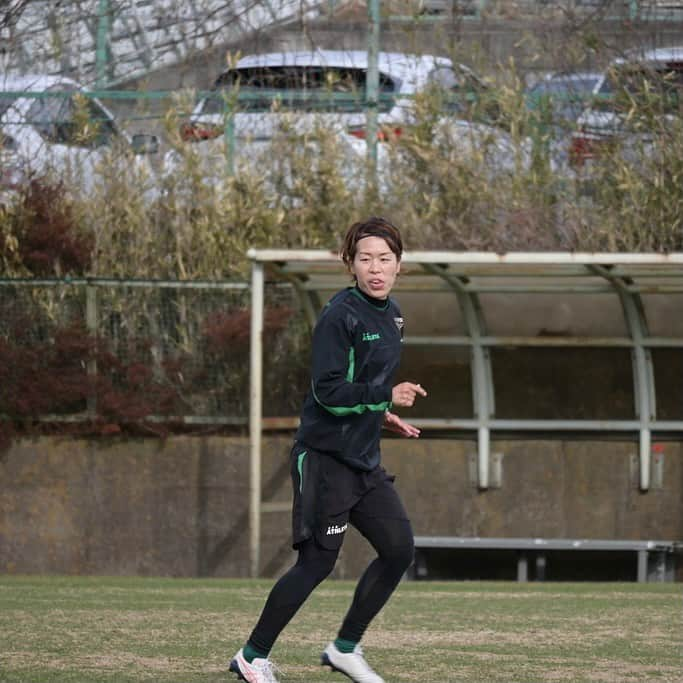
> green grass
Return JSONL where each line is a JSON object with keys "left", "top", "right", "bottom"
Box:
{"left": 0, "top": 576, "right": 681, "bottom": 682}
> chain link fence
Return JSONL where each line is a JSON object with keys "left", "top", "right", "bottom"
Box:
{"left": 0, "top": 279, "right": 308, "bottom": 436}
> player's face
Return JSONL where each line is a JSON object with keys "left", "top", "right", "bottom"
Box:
{"left": 351, "top": 235, "right": 400, "bottom": 300}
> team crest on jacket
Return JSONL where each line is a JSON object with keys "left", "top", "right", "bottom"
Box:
{"left": 394, "top": 316, "right": 404, "bottom": 340}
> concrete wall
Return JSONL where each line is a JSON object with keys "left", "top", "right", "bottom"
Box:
{"left": 1, "top": 435, "right": 681, "bottom": 578}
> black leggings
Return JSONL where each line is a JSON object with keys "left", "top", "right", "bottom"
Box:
{"left": 247, "top": 514, "right": 414, "bottom": 654}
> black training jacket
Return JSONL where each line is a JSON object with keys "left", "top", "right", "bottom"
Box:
{"left": 294, "top": 286, "right": 404, "bottom": 471}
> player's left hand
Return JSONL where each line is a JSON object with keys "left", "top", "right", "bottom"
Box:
{"left": 391, "top": 381, "right": 427, "bottom": 408}
{"left": 383, "top": 410, "right": 421, "bottom": 438}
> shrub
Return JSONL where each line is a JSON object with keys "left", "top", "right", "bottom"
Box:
{"left": 0, "top": 178, "right": 92, "bottom": 277}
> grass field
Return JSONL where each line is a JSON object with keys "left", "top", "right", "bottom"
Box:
{"left": 0, "top": 575, "right": 680, "bottom": 682}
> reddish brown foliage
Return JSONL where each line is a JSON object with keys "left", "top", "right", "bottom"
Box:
{"left": 0, "top": 303, "right": 300, "bottom": 450}
{"left": 203, "top": 306, "right": 293, "bottom": 357}
{"left": 0, "top": 317, "right": 180, "bottom": 445}
{"left": 14, "top": 179, "right": 93, "bottom": 276}
{"left": 203, "top": 308, "right": 251, "bottom": 354}
{"left": 0, "top": 318, "right": 93, "bottom": 417}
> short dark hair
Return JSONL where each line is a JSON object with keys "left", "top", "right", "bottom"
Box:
{"left": 340, "top": 217, "right": 403, "bottom": 269}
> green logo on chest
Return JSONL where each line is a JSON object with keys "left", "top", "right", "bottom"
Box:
{"left": 362, "top": 332, "right": 381, "bottom": 342}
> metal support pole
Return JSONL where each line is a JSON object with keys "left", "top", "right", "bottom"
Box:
{"left": 535, "top": 553, "right": 547, "bottom": 581}
{"left": 249, "top": 262, "right": 265, "bottom": 577}
{"left": 85, "top": 284, "right": 98, "bottom": 419}
{"left": 637, "top": 549, "right": 647, "bottom": 583}
{"left": 517, "top": 552, "right": 528, "bottom": 582}
{"left": 224, "top": 101, "right": 235, "bottom": 177}
{"left": 591, "top": 266, "right": 655, "bottom": 492}
{"left": 639, "top": 428, "right": 652, "bottom": 491}
{"left": 421, "top": 265, "right": 494, "bottom": 489}
{"left": 366, "top": 0, "right": 380, "bottom": 180}
{"left": 96, "top": 0, "right": 110, "bottom": 89}
{"left": 461, "top": 292, "right": 494, "bottom": 489}
{"left": 477, "top": 425, "right": 490, "bottom": 489}
{"left": 621, "top": 294, "right": 654, "bottom": 491}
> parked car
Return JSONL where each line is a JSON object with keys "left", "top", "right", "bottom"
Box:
{"left": 0, "top": 74, "right": 158, "bottom": 199}
{"left": 525, "top": 70, "right": 602, "bottom": 171}
{"left": 178, "top": 49, "right": 493, "bottom": 142}
{"left": 570, "top": 47, "right": 683, "bottom": 169}
{"left": 164, "top": 49, "right": 518, "bottom": 186}
{"left": 526, "top": 71, "right": 602, "bottom": 127}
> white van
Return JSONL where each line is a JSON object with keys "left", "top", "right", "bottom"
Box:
{"left": 178, "top": 49, "right": 491, "bottom": 143}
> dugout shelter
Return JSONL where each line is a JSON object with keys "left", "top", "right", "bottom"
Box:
{"left": 247, "top": 250, "right": 683, "bottom": 578}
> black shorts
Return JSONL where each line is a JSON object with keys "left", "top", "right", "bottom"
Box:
{"left": 290, "top": 442, "right": 409, "bottom": 550}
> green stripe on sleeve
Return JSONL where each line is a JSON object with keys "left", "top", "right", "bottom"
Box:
{"left": 311, "top": 382, "right": 391, "bottom": 416}
{"left": 312, "top": 345, "right": 390, "bottom": 415}
{"left": 346, "top": 347, "right": 355, "bottom": 382}
{"left": 297, "top": 451, "right": 307, "bottom": 493}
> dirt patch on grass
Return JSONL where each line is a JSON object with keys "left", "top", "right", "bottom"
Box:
{"left": 394, "top": 588, "right": 679, "bottom": 602}
{"left": 2, "top": 651, "right": 228, "bottom": 677}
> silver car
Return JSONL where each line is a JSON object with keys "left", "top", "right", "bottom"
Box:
{"left": 570, "top": 47, "right": 683, "bottom": 170}
{"left": 0, "top": 74, "right": 158, "bottom": 198}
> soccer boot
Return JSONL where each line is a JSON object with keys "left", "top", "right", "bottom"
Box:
{"left": 321, "top": 642, "right": 385, "bottom": 683}
{"left": 229, "top": 648, "right": 280, "bottom": 683}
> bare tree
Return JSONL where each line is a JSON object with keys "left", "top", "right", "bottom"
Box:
{"left": 0, "top": 0, "right": 330, "bottom": 86}
{"left": 0, "top": 0, "right": 28, "bottom": 30}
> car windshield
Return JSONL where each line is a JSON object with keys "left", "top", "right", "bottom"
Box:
{"left": 200, "top": 65, "right": 397, "bottom": 114}
{"left": 531, "top": 75, "right": 600, "bottom": 96}
{"left": 526, "top": 75, "right": 601, "bottom": 126}
{"left": 26, "top": 85, "right": 119, "bottom": 148}
{"left": 424, "top": 65, "right": 503, "bottom": 127}
{"left": 597, "top": 62, "right": 683, "bottom": 114}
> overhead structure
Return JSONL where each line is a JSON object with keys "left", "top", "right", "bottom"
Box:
{"left": 247, "top": 249, "right": 683, "bottom": 576}
{"left": 3, "top": 0, "right": 331, "bottom": 86}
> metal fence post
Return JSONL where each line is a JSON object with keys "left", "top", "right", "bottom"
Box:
{"left": 366, "top": 0, "right": 380, "bottom": 182}
{"left": 249, "top": 261, "right": 265, "bottom": 577}
{"left": 86, "top": 283, "right": 98, "bottom": 419}
{"left": 224, "top": 100, "right": 235, "bottom": 177}
{"left": 96, "top": 0, "right": 110, "bottom": 89}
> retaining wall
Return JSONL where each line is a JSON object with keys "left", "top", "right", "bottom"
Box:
{"left": 1, "top": 435, "right": 681, "bottom": 579}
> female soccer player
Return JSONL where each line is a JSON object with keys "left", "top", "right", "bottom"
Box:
{"left": 230, "top": 217, "right": 427, "bottom": 683}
